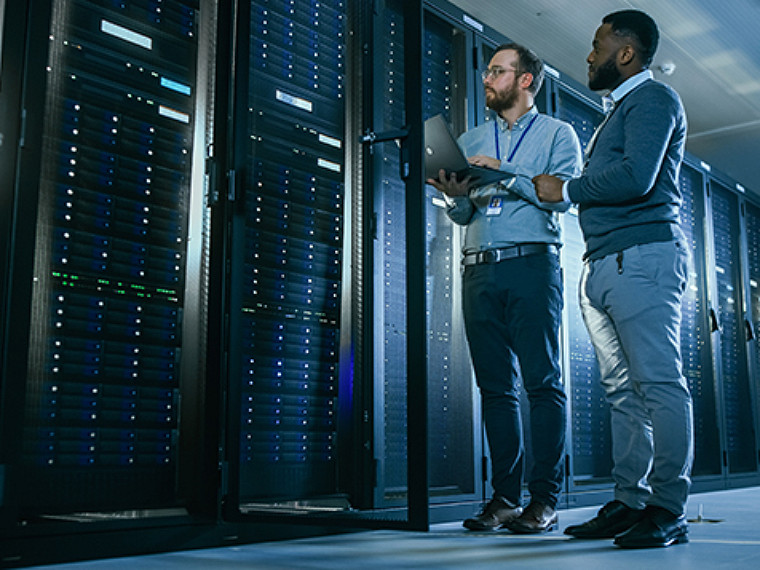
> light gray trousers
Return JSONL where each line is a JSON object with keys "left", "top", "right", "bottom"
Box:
{"left": 580, "top": 239, "right": 694, "bottom": 516}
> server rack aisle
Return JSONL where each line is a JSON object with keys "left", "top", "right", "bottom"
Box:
{"left": 2, "top": 0, "right": 760, "bottom": 567}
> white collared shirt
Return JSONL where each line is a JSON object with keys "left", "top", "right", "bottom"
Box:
{"left": 607, "top": 69, "right": 653, "bottom": 107}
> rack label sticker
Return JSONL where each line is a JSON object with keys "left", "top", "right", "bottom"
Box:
{"left": 159, "top": 105, "right": 190, "bottom": 124}
{"left": 101, "top": 20, "right": 153, "bottom": 50}
{"left": 276, "top": 89, "right": 313, "bottom": 113}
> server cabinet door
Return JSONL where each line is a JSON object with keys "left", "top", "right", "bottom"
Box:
{"left": 678, "top": 163, "right": 721, "bottom": 478}
{"left": 709, "top": 181, "right": 758, "bottom": 475}
{"left": 0, "top": 0, "right": 31, "bottom": 529}
{"left": 745, "top": 200, "right": 760, "bottom": 459}
{"left": 215, "top": 0, "right": 431, "bottom": 530}
{"left": 1, "top": 0, "right": 205, "bottom": 519}
{"left": 217, "top": 0, "right": 351, "bottom": 518}
{"left": 370, "top": 2, "right": 479, "bottom": 511}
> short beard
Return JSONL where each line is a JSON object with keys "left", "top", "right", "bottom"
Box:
{"left": 589, "top": 56, "right": 621, "bottom": 91}
{"left": 486, "top": 83, "right": 519, "bottom": 115}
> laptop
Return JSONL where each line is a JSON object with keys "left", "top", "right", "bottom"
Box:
{"left": 424, "top": 114, "right": 512, "bottom": 187}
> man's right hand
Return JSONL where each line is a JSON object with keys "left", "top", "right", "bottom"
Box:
{"left": 427, "top": 169, "right": 471, "bottom": 197}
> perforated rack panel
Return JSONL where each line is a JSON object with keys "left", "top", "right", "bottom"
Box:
{"left": 421, "top": 13, "right": 475, "bottom": 498}
{"left": 237, "top": 0, "right": 346, "bottom": 501}
{"left": 746, "top": 202, "right": 760, "bottom": 397}
{"left": 711, "top": 183, "right": 756, "bottom": 473}
{"left": 677, "top": 164, "right": 721, "bottom": 476}
{"left": 376, "top": 0, "right": 407, "bottom": 498}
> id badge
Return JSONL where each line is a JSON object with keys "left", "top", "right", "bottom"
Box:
{"left": 486, "top": 196, "right": 503, "bottom": 216}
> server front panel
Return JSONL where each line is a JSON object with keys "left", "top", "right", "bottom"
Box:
{"left": 711, "top": 182, "right": 758, "bottom": 475}
{"left": 234, "top": 0, "right": 347, "bottom": 506}
{"left": 678, "top": 163, "right": 721, "bottom": 477}
{"left": 17, "top": 0, "right": 199, "bottom": 514}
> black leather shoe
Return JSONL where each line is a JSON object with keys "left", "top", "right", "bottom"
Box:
{"left": 463, "top": 496, "right": 522, "bottom": 531}
{"left": 506, "top": 500, "right": 558, "bottom": 534}
{"left": 614, "top": 505, "right": 688, "bottom": 548}
{"left": 564, "top": 500, "right": 645, "bottom": 538}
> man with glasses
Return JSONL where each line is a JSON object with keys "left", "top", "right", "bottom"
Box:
{"left": 533, "top": 10, "right": 693, "bottom": 548}
{"left": 428, "top": 43, "right": 581, "bottom": 534}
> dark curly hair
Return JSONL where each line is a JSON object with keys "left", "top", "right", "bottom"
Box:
{"left": 603, "top": 10, "right": 659, "bottom": 67}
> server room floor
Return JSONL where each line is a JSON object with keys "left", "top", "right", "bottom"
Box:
{"left": 31, "top": 486, "right": 760, "bottom": 570}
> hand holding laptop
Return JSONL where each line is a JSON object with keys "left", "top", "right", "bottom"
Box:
{"left": 427, "top": 168, "right": 471, "bottom": 197}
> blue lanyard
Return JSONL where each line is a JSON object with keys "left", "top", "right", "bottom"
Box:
{"left": 494, "top": 114, "right": 538, "bottom": 162}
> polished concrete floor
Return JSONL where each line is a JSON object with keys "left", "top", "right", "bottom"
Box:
{"left": 31, "top": 487, "right": 760, "bottom": 569}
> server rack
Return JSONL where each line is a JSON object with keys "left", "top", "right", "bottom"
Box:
{"left": 210, "top": 0, "right": 434, "bottom": 530}
{"left": 0, "top": 0, "right": 204, "bottom": 517}
{"left": 708, "top": 180, "right": 759, "bottom": 477}
{"left": 369, "top": 0, "right": 479, "bottom": 510}
{"left": 236, "top": 0, "right": 348, "bottom": 505}
{"left": 677, "top": 162, "right": 722, "bottom": 479}
{"left": 745, "top": 200, "right": 760, "bottom": 460}
{"left": 420, "top": 12, "right": 478, "bottom": 505}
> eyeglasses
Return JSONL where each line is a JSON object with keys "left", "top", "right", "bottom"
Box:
{"left": 481, "top": 67, "right": 520, "bottom": 81}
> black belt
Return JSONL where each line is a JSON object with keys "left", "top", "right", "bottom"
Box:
{"left": 462, "top": 243, "right": 558, "bottom": 266}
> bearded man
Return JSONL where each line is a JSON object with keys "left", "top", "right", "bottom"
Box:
{"left": 428, "top": 42, "right": 582, "bottom": 534}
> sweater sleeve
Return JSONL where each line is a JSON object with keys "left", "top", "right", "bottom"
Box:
{"left": 444, "top": 195, "right": 475, "bottom": 225}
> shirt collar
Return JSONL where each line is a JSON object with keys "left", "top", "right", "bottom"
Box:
{"left": 606, "top": 69, "right": 654, "bottom": 109}
{"left": 496, "top": 106, "right": 538, "bottom": 131}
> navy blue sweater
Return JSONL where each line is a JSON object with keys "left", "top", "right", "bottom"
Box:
{"left": 567, "top": 79, "right": 687, "bottom": 260}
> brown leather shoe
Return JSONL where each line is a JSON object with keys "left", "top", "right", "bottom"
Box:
{"left": 506, "top": 500, "right": 558, "bottom": 534}
{"left": 463, "top": 496, "right": 523, "bottom": 531}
